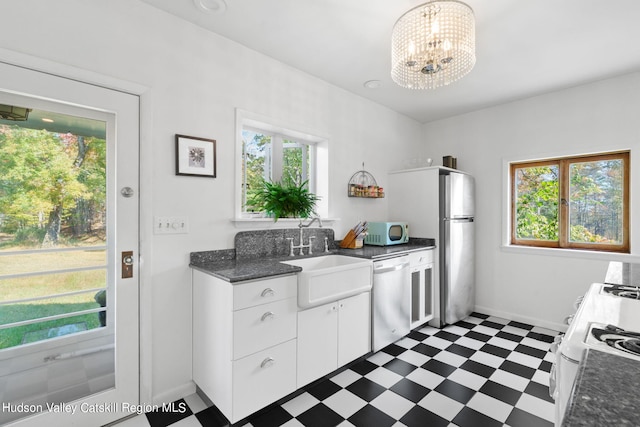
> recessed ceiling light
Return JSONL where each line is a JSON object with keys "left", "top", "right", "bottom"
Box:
{"left": 363, "top": 80, "right": 382, "bottom": 89}
{"left": 42, "top": 118, "right": 54, "bottom": 123}
{"left": 193, "top": 0, "right": 227, "bottom": 14}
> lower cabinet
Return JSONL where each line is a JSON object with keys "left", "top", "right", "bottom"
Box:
{"left": 297, "top": 292, "right": 371, "bottom": 387}
{"left": 192, "top": 271, "right": 298, "bottom": 424}
{"left": 232, "top": 339, "right": 297, "bottom": 420}
{"left": 193, "top": 270, "right": 372, "bottom": 423}
{"left": 409, "top": 250, "right": 435, "bottom": 329}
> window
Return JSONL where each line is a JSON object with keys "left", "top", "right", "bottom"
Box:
{"left": 0, "top": 107, "right": 109, "bottom": 350}
{"left": 241, "top": 126, "right": 319, "bottom": 216}
{"left": 510, "top": 151, "right": 629, "bottom": 253}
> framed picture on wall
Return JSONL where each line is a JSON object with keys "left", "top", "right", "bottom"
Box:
{"left": 175, "top": 134, "right": 216, "bottom": 177}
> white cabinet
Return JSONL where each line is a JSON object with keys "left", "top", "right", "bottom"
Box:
{"left": 297, "top": 292, "right": 371, "bottom": 387}
{"left": 338, "top": 293, "right": 371, "bottom": 366}
{"left": 409, "top": 250, "right": 434, "bottom": 329}
{"left": 192, "top": 271, "right": 298, "bottom": 424}
{"left": 388, "top": 167, "right": 442, "bottom": 326}
{"left": 297, "top": 300, "right": 338, "bottom": 386}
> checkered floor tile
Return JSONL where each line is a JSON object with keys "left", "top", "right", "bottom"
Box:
{"left": 113, "top": 313, "right": 559, "bottom": 427}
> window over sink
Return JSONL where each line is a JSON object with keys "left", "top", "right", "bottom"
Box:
{"left": 509, "top": 151, "right": 630, "bottom": 253}
{"left": 235, "top": 109, "right": 329, "bottom": 221}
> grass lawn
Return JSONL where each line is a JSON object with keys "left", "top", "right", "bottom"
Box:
{"left": 0, "top": 250, "right": 106, "bottom": 350}
{"left": 0, "top": 311, "right": 102, "bottom": 349}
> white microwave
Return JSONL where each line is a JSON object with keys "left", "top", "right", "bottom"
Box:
{"left": 364, "top": 222, "right": 409, "bottom": 246}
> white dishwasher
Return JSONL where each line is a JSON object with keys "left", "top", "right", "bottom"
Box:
{"left": 372, "top": 255, "right": 410, "bottom": 352}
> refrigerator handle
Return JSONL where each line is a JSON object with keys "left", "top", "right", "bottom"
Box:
{"left": 443, "top": 217, "right": 474, "bottom": 222}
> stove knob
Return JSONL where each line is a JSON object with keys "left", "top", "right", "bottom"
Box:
{"left": 573, "top": 295, "right": 584, "bottom": 310}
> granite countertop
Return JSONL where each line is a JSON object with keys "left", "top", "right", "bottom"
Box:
{"left": 190, "top": 238, "right": 436, "bottom": 283}
{"left": 190, "top": 256, "right": 303, "bottom": 283}
{"left": 562, "top": 349, "right": 640, "bottom": 426}
{"left": 336, "top": 238, "right": 435, "bottom": 260}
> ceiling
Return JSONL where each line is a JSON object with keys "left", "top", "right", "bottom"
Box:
{"left": 139, "top": 0, "right": 640, "bottom": 123}
{"left": 0, "top": 108, "right": 106, "bottom": 139}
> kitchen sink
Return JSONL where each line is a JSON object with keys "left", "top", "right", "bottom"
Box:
{"left": 281, "top": 255, "right": 372, "bottom": 308}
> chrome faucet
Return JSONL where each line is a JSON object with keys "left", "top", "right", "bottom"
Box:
{"left": 287, "top": 217, "right": 322, "bottom": 256}
{"left": 299, "top": 217, "right": 322, "bottom": 228}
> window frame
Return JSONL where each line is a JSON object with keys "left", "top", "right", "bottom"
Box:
{"left": 235, "top": 109, "right": 329, "bottom": 222}
{"left": 241, "top": 126, "right": 317, "bottom": 216}
{"left": 510, "top": 151, "right": 630, "bottom": 253}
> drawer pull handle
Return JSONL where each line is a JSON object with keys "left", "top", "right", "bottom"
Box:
{"left": 564, "top": 314, "right": 574, "bottom": 325}
{"left": 261, "top": 311, "right": 275, "bottom": 322}
{"left": 260, "top": 357, "right": 275, "bottom": 368}
{"left": 261, "top": 288, "right": 275, "bottom": 297}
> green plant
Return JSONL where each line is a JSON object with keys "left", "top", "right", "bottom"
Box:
{"left": 249, "top": 179, "right": 319, "bottom": 221}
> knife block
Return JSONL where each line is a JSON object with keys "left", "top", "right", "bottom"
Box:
{"left": 339, "top": 230, "right": 364, "bottom": 249}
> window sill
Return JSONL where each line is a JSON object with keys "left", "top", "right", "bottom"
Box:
{"left": 232, "top": 217, "right": 340, "bottom": 229}
{"left": 501, "top": 244, "right": 640, "bottom": 262}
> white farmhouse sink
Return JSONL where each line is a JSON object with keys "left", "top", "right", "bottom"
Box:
{"left": 281, "top": 255, "right": 372, "bottom": 308}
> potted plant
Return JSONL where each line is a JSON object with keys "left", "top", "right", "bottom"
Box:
{"left": 249, "top": 178, "right": 319, "bottom": 221}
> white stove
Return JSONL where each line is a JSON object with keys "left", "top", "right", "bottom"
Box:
{"left": 584, "top": 323, "right": 640, "bottom": 360}
{"left": 553, "top": 282, "right": 640, "bottom": 426}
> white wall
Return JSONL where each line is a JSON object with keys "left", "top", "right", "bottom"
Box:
{"left": 6, "top": 0, "right": 636, "bottom": 405}
{"left": 421, "top": 73, "right": 640, "bottom": 331}
{"left": 0, "top": 0, "right": 423, "bottom": 404}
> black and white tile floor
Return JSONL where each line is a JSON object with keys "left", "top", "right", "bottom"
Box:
{"left": 114, "top": 313, "right": 559, "bottom": 427}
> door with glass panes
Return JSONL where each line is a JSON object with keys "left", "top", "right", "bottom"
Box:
{"left": 0, "top": 61, "right": 139, "bottom": 426}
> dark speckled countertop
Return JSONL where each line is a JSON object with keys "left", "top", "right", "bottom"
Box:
{"left": 190, "top": 238, "right": 435, "bottom": 283}
{"left": 190, "top": 256, "right": 303, "bottom": 283}
{"left": 561, "top": 261, "right": 640, "bottom": 426}
{"left": 336, "top": 238, "right": 435, "bottom": 260}
{"left": 562, "top": 349, "right": 640, "bottom": 426}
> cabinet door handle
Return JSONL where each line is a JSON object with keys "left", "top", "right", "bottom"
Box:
{"left": 261, "top": 311, "right": 275, "bottom": 322}
{"left": 374, "top": 262, "right": 409, "bottom": 274}
{"left": 261, "top": 288, "right": 275, "bottom": 297}
{"left": 260, "top": 357, "right": 275, "bottom": 368}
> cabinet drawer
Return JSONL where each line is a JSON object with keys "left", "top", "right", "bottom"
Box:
{"left": 232, "top": 339, "right": 296, "bottom": 422}
{"left": 233, "top": 275, "right": 297, "bottom": 311}
{"left": 408, "top": 250, "right": 434, "bottom": 266}
{"left": 233, "top": 297, "right": 297, "bottom": 359}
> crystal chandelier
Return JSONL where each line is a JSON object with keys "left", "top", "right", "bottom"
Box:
{"left": 391, "top": 0, "right": 476, "bottom": 89}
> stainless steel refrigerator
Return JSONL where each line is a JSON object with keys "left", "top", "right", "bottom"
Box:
{"left": 438, "top": 172, "right": 475, "bottom": 326}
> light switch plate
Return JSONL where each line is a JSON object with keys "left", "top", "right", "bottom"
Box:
{"left": 154, "top": 216, "right": 189, "bottom": 234}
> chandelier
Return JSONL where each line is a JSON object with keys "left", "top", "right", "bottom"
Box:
{"left": 391, "top": 0, "right": 475, "bottom": 89}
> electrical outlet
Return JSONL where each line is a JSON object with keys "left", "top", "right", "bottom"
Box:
{"left": 154, "top": 216, "right": 189, "bottom": 234}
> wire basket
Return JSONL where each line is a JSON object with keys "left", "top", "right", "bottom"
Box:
{"left": 347, "top": 165, "right": 384, "bottom": 198}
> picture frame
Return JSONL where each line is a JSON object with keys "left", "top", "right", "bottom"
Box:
{"left": 175, "top": 134, "right": 216, "bottom": 178}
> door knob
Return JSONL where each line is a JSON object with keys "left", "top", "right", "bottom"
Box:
{"left": 120, "top": 187, "right": 135, "bottom": 198}
{"left": 122, "top": 251, "right": 134, "bottom": 279}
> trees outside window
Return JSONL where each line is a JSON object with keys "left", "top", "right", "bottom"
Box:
{"left": 0, "top": 126, "right": 106, "bottom": 248}
{"left": 241, "top": 128, "right": 314, "bottom": 215}
{"left": 0, "top": 117, "right": 107, "bottom": 350}
{"left": 511, "top": 151, "right": 629, "bottom": 253}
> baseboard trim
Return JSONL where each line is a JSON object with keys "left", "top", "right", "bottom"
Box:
{"left": 152, "top": 381, "right": 197, "bottom": 406}
{"left": 474, "top": 305, "right": 567, "bottom": 333}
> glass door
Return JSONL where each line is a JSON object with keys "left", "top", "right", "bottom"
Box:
{"left": 0, "top": 61, "right": 139, "bottom": 426}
